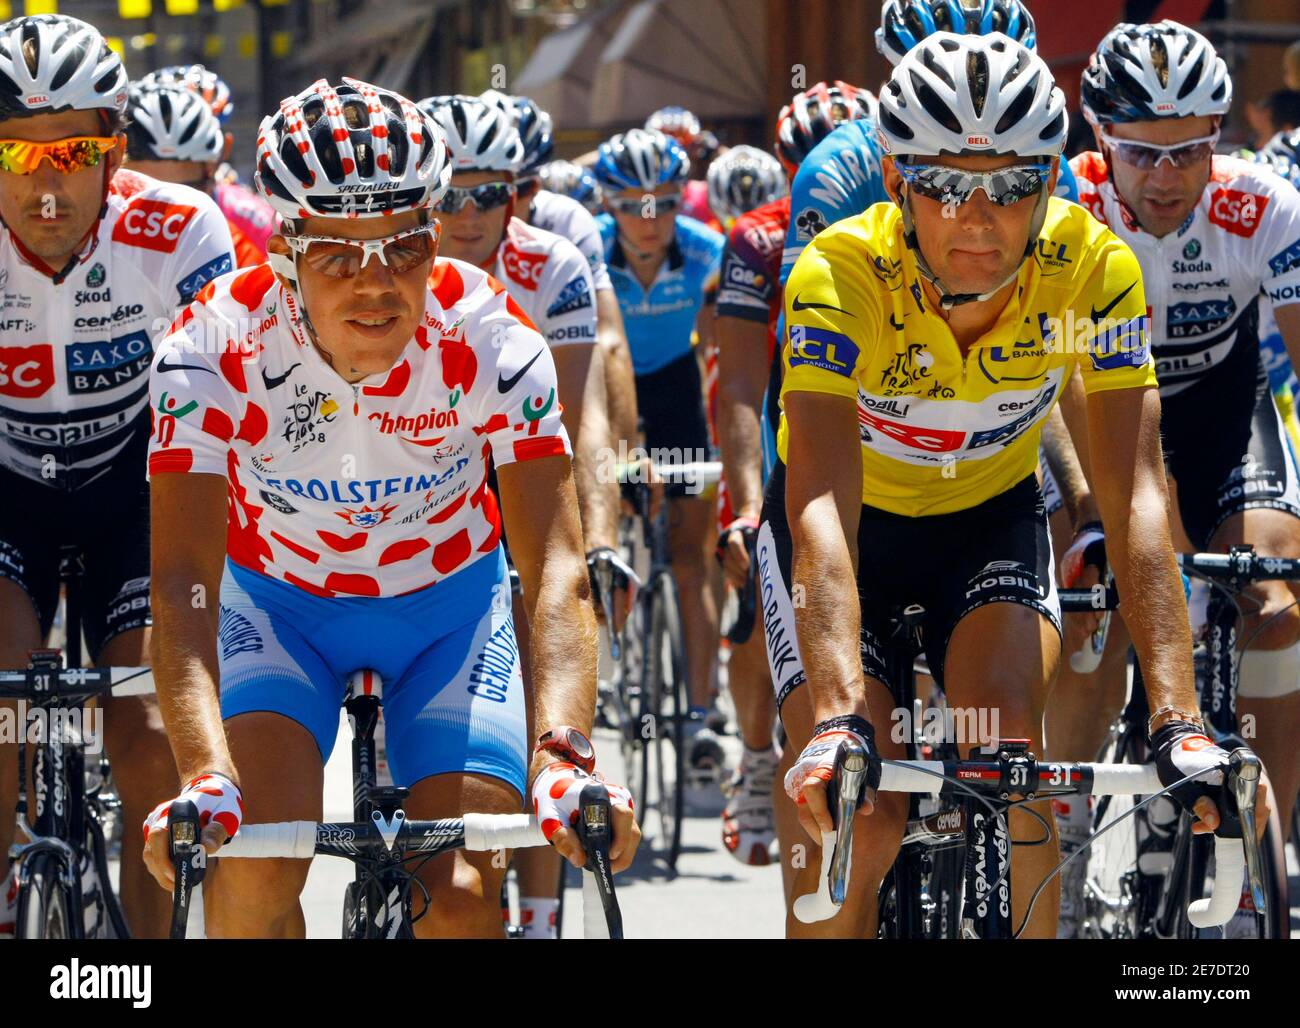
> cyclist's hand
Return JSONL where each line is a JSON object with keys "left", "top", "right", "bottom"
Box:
{"left": 784, "top": 725, "right": 877, "bottom": 842}
{"left": 141, "top": 771, "right": 243, "bottom": 889}
{"left": 715, "top": 516, "right": 758, "bottom": 591}
{"left": 587, "top": 547, "right": 639, "bottom": 634}
{"left": 1150, "top": 721, "right": 1249, "bottom": 835}
{"left": 1061, "top": 523, "right": 1106, "bottom": 640}
{"left": 532, "top": 761, "right": 640, "bottom": 873}
{"left": 1062, "top": 562, "right": 1104, "bottom": 656}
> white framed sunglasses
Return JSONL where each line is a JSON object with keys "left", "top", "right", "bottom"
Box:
{"left": 283, "top": 222, "right": 440, "bottom": 278}
{"left": 1100, "top": 129, "right": 1220, "bottom": 170}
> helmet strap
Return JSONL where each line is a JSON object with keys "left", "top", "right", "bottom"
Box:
{"left": 271, "top": 249, "right": 324, "bottom": 349}
{"left": 897, "top": 183, "right": 1048, "bottom": 310}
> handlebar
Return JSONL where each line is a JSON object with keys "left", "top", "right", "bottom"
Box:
{"left": 794, "top": 743, "right": 1264, "bottom": 932}
{"left": 168, "top": 808, "right": 623, "bottom": 939}
{"left": 0, "top": 664, "right": 155, "bottom": 701}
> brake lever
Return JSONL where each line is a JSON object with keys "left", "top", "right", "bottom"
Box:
{"left": 827, "top": 741, "right": 867, "bottom": 907}
{"left": 1229, "top": 748, "right": 1267, "bottom": 921}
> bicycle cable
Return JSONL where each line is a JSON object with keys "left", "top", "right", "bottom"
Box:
{"left": 1011, "top": 767, "right": 1231, "bottom": 938}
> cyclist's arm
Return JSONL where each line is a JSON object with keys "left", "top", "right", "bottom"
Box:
{"left": 783, "top": 390, "right": 866, "bottom": 722}
{"left": 715, "top": 312, "right": 768, "bottom": 520}
{"left": 148, "top": 471, "right": 233, "bottom": 782}
{"left": 1086, "top": 385, "right": 1196, "bottom": 718}
{"left": 596, "top": 288, "right": 639, "bottom": 447}
{"left": 553, "top": 342, "right": 617, "bottom": 550}
{"left": 1041, "top": 390, "right": 1098, "bottom": 528}
{"left": 496, "top": 455, "right": 598, "bottom": 755}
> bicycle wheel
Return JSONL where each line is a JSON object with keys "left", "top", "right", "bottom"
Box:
{"left": 16, "top": 853, "right": 75, "bottom": 940}
{"left": 1178, "top": 807, "right": 1289, "bottom": 939}
{"left": 640, "top": 574, "right": 687, "bottom": 871}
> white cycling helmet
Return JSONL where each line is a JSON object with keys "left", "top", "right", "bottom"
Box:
{"left": 255, "top": 77, "right": 451, "bottom": 222}
{"left": 126, "top": 82, "right": 224, "bottom": 163}
{"left": 420, "top": 94, "right": 524, "bottom": 173}
{"left": 0, "top": 14, "right": 128, "bottom": 121}
{"left": 1081, "top": 20, "right": 1231, "bottom": 125}
{"left": 706, "top": 145, "right": 787, "bottom": 224}
{"left": 877, "top": 32, "right": 1066, "bottom": 309}
{"left": 877, "top": 31, "right": 1066, "bottom": 160}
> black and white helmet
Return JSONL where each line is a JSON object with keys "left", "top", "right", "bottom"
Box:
{"left": 706, "top": 145, "right": 787, "bottom": 223}
{"left": 126, "top": 82, "right": 224, "bottom": 163}
{"left": 877, "top": 31, "right": 1066, "bottom": 159}
{"left": 0, "top": 14, "right": 127, "bottom": 120}
{"left": 419, "top": 94, "right": 524, "bottom": 173}
{"left": 1081, "top": 20, "right": 1231, "bottom": 125}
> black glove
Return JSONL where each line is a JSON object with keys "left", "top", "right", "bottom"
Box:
{"left": 1151, "top": 720, "right": 1230, "bottom": 816}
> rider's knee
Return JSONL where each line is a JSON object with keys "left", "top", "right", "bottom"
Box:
{"left": 415, "top": 877, "right": 500, "bottom": 936}
{"left": 210, "top": 857, "right": 310, "bottom": 916}
{"left": 1238, "top": 639, "right": 1300, "bottom": 698}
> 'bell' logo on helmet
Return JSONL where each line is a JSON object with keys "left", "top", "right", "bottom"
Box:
{"left": 966, "top": 135, "right": 992, "bottom": 148}
{"left": 25, "top": 95, "right": 49, "bottom": 106}
{"left": 1155, "top": 102, "right": 1176, "bottom": 113}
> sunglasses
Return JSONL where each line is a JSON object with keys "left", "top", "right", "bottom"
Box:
{"left": 433, "top": 181, "right": 515, "bottom": 214}
{"left": 1100, "top": 130, "right": 1219, "bottom": 170}
{"left": 895, "top": 160, "right": 1052, "bottom": 207}
{"left": 284, "top": 223, "right": 438, "bottom": 278}
{"left": 607, "top": 193, "right": 682, "bottom": 216}
{"left": 0, "top": 135, "right": 119, "bottom": 175}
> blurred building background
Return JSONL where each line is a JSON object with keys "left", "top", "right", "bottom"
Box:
{"left": 22, "top": 0, "right": 1300, "bottom": 174}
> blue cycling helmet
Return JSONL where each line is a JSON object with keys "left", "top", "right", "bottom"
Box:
{"left": 538, "top": 159, "right": 602, "bottom": 213}
{"left": 876, "top": 0, "right": 1037, "bottom": 66}
{"left": 512, "top": 94, "right": 554, "bottom": 176}
{"left": 593, "top": 129, "right": 689, "bottom": 192}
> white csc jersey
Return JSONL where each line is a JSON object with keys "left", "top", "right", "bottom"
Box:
{"left": 1073, "top": 153, "right": 1300, "bottom": 398}
{"left": 0, "top": 170, "right": 235, "bottom": 490}
{"left": 529, "top": 189, "right": 612, "bottom": 293}
{"left": 491, "top": 218, "right": 597, "bottom": 348}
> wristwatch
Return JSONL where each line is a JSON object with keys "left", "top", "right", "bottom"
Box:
{"left": 535, "top": 725, "right": 596, "bottom": 773}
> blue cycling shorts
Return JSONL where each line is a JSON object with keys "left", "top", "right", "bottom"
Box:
{"left": 217, "top": 547, "right": 527, "bottom": 798}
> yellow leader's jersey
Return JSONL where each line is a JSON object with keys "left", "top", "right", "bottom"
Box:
{"left": 777, "top": 197, "right": 1157, "bottom": 517}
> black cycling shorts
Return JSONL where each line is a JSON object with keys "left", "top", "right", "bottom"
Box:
{"left": 1161, "top": 349, "right": 1300, "bottom": 551}
{"left": 635, "top": 351, "right": 711, "bottom": 500}
{"left": 0, "top": 441, "right": 151, "bottom": 661}
{"left": 757, "top": 463, "right": 1061, "bottom": 711}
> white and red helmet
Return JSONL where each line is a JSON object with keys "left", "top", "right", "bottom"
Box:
{"left": 254, "top": 77, "right": 452, "bottom": 222}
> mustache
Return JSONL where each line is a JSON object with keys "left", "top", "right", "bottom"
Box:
{"left": 23, "top": 198, "right": 73, "bottom": 218}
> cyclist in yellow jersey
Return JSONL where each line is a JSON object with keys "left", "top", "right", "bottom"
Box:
{"left": 763, "top": 32, "right": 1265, "bottom": 938}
